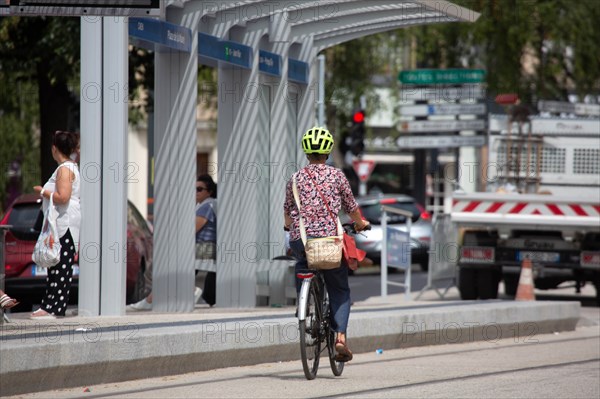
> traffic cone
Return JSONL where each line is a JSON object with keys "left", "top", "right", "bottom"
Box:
{"left": 515, "top": 258, "right": 535, "bottom": 301}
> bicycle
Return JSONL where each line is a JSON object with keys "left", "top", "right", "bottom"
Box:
{"left": 296, "top": 223, "right": 369, "bottom": 380}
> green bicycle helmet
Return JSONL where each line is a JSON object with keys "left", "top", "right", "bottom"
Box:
{"left": 302, "top": 127, "right": 334, "bottom": 154}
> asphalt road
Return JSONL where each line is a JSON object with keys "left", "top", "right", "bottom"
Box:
{"left": 12, "top": 310, "right": 599, "bottom": 399}
{"left": 349, "top": 265, "right": 429, "bottom": 302}
{"left": 349, "top": 266, "right": 599, "bottom": 307}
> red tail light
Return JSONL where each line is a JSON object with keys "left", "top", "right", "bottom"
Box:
{"left": 461, "top": 247, "right": 495, "bottom": 263}
{"left": 4, "top": 263, "right": 28, "bottom": 278}
{"left": 380, "top": 198, "right": 396, "bottom": 205}
{"left": 416, "top": 203, "right": 431, "bottom": 220}
{"left": 297, "top": 272, "right": 314, "bottom": 279}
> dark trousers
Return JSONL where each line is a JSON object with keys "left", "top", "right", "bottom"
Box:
{"left": 202, "top": 272, "right": 216, "bottom": 306}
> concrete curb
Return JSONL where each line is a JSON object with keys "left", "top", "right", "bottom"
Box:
{"left": 0, "top": 300, "right": 580, "bottom": 396}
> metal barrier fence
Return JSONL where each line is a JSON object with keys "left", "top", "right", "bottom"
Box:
{"left": 415, "top": 214, "right": 457, "bottom": 300}
{"left": 381, "top": 205, "right": 413, "bottom": 300}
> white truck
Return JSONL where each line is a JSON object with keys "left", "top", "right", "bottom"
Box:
{"left": 451, "top": 114, "right": 600, "bottom": 303}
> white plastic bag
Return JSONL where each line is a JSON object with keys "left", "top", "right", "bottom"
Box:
{"left": 32, "top": 194, "right": 61, "bottom": 268}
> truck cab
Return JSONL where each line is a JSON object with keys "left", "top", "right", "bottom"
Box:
{"left": 451, "top": 114, "right": 600, "bottom": 303}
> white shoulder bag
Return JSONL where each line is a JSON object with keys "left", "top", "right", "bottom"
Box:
{"left": 32, "top": 194, "right": 61, "bottom": 268}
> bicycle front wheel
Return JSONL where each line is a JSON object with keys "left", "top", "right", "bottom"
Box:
{"left": 299, "top": 282, "right": 321, "bottom": 380}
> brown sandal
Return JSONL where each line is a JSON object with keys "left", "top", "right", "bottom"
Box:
{"left": 334, "top": 339, "right": 353, "bottom": 362}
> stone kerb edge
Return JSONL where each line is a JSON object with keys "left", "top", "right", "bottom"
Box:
{"left": 0, "top": 301, "right": 581, "bottom": 395}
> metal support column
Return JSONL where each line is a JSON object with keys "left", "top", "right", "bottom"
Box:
{"left": 153, "top": 10, "right": 198, "bottom": 312}
{"left": 100, "top": 17, "right": 129, "bottom": 315}
{"left": 79, "top": 17, "right": 128, "bottom": 316}
{"left": 413, "top": 149, "right": 427, "bottom": 206}
{"left": 79, "top": 17, "right": 102, "bottom": 316}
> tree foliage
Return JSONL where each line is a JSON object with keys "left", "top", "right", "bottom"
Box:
{"left": 0, "top": 16, "right": 80, "bottom": 186}
{"left": 322, "top": 34, "right": 393, "bottom": 141}
{"left": 0, "top": 71, "right": 40, "bottom": 214}
{"left": 129, "top": 46, "right": 155, "bottom": 124}
{"left": 436, "top": 0, "right": 600, "bottom": 102}
{"left": 1, "top": 2, "right": 597, "bottom": 208}
{"left": 324, "top": 0, "right": 600, "bottom": 131}
{"left": 0, "top": 17, "right": 166, "bottom": 208}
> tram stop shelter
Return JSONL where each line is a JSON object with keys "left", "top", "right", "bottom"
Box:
{"left": 5, "top": 1, "right": 479, "bottom": 314}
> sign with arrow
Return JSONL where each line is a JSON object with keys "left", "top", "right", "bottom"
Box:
{"left": 399, "top": 86, "right": 486, "bottom": 102}
{"left": 399, "top": 103, "right": 486, "bottom": 116}
{"left": 396, "top": 135, "right": 485, "bottom": 149}
{"left": 397, "top": 119, "right": 486, "bottom": 133}
{"left": 538, "top": 101, "right": 600, "bottom": 117}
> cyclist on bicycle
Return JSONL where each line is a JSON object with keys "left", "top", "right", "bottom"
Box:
{"left": 284, "top": 126, "right": 370, "bottom": 362}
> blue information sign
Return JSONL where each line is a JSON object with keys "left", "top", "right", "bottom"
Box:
{"left": 386, "top": 227, "right": 411, "bottom": 269}
{"left": 259, "top": 50, "right": 281, "bottom": 77}
{"left": 288, "top": 58, "right": 309, "bottom": 84}
{"left": 198, "top": 32, "right": 222, "bottom": 60}
{"left": 198, "top": 32, "right": 252, "bottom": 69}
{"left": 129, "top": 18, "right": 191, "bottom": 53}
{"left": 222, "top": 40, "right": 252, "bottom": 69}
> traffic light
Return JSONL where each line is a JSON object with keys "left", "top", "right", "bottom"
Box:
{"left": 352, "top": 109, "right": 365, "bottom": 124}
{"left": 350, "top": 109, "right": 366, "bottom": 156}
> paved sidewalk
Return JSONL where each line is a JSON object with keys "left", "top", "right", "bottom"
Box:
{"left": 0, "top": 288, "right": 582, "bottom": 396}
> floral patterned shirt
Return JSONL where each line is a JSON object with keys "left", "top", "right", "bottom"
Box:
{"left": 284, "top": 164, "right": 358, "bottom": 241}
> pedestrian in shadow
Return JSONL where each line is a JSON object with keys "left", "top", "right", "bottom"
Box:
{"left": 195, "top": 174, "right": 217, "bottom": 306}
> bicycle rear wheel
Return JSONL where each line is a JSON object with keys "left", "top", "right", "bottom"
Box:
{"left": 299, "top": 281, "right": 321, "bottom": 380}
{"left": 326, "top": 315, "right": 345, "bottom": 376}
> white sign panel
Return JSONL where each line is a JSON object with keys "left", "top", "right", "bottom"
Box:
{"left": 399, "top": 85, "right": 486, "bottom": 102}
{"left": 352, "top": 160, "right": 376, "bottom": 182}
{"left": 538, "top": 100, "right": 600, "bottom": 117}
{"left": 575, "top": 103, "right": 600, "bottom": 117}
{"left": 396, "top": 135, "right": 486, "bottom": 149}
{"left": 364, "top": 136, "right": 398, "bottom": 151}
{"left": 399, "top": 103, "right": 486, "bottom": 116}
{"left": 532, "top": 118, "right": 600, "bottom": 135}
{"left": 397, "top": 119, "right": 486, "bottom": 133}
{"left": 488, "top": 115, "right": 509, "bottom": 132}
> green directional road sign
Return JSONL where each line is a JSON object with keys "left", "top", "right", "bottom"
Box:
{"left": 399, "top": 69, "right": 486, "bottom": 85}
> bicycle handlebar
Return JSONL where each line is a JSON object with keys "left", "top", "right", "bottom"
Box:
{"left": 342, "top": 222, "right": 371, "bottom": 234}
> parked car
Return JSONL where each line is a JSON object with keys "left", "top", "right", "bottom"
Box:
{"left": 1, "top": 194, "right": 152, "bottom": 311}
{"left": 342, "top": 194, "right": 432, "bottom": 271}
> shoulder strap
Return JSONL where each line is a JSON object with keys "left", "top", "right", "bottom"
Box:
{"left": 292, "top": 175, "right": 308, "bottom": 245}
